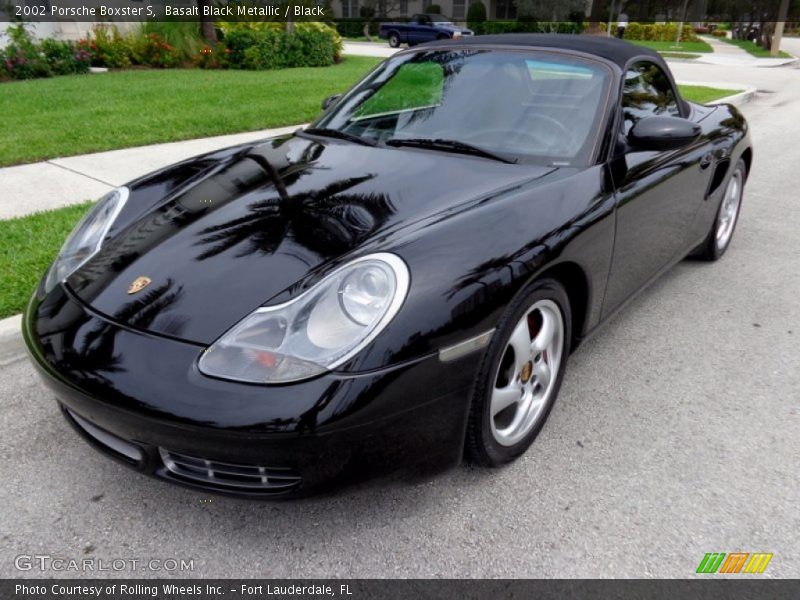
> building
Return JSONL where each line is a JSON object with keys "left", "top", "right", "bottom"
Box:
{"left": 336, "top": 0, "right": 589, "bottom": 21}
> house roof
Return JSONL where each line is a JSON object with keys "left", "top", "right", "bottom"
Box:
{"left": 426, "top": 33, "right": 663, "bottom": 69}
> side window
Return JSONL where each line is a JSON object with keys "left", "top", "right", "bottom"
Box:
{"left": 621, "top": 61, "right": 680, "bottom": 134}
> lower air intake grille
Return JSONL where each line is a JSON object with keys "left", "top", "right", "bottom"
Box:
{"left": 159, "top": 448, "right": 301, "bottom": 494}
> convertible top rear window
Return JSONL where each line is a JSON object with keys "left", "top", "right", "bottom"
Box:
{"left": 315, "top": 49, "right": 612, "bottom": 165}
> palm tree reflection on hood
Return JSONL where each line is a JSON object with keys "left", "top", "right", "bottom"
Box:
{"left": 195, "top": 174, "right": 396, "bottom": 261}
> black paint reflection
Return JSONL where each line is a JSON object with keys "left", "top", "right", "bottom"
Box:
{"left": 195, "top": 175, "right": 395, "bottom": 262}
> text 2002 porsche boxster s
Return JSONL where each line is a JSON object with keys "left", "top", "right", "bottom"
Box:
{"left": 24, "top": 35, "right": 751, "bottom": 497}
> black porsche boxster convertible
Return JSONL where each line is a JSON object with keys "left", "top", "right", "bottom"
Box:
{"left": 24, "top": 35, "right": 751, "bottom": 497}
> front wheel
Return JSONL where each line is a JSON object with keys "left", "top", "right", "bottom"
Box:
{"left": 388, "top": 32, "right": 401, "bottom": 48}
{"left": 465, "top": 278, "right": 571, "bottom": 467}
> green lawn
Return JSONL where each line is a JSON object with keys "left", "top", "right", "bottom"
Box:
{"left": 0, "top": 202, "right": 92, "bottom": 318}
{"left": 0, "top": 56, "right": 382, "bottom": 168}
{"left": 679, "top": 85, "right": 742, "bottom": 104}
{"left": 628, "top": 40, "right": 714, "bottom": 53}
{"left": 719, "top": 37, "right": 792, "bottom": 58}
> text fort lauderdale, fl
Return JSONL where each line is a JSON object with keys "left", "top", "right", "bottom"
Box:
{"left": 165, "top": 4, "right": 325, "bottom": 16}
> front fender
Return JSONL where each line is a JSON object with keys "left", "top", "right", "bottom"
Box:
{"left": 336, "top": 166, "right": 617, "bottom": 373}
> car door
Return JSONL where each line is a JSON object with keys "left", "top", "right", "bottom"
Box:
{"left": 602, "top": 60, "right": 714, "bottom": 317}
{"left": 412, "top": 15, "right": 437, "bottom": 43}
{"left": 406, "top": 15, "right": 424, "bottom": 44}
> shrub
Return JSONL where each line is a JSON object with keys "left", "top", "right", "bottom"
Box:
{"left": 129, "top": 33, "right": 181, "bottom": 68}
{"left": 622, "top": 22, "right": 698, "bottom": 42}
{"left": 195, "top": 44, "right": 231, "bottom": 69}
{"left": 712, "top": 29, "right": 729, "bottom": 37}
{"left": 475, "top": 21, "right": 582, "bottom": 35}
{"left": 222, "top": 30, "right": 261, "bottom": 67}
{"left": 333, "top": 19, "right": 378, "bottom": 39}
{"left": 1, "top": 24, "right": 90, "bottom": 80}
{"left": 139, "top": 21, "right": 205, "bottom": 63}
{"left": 466, "top": 1, "right": 487, "bottom": 30}
{"left": 221, "top": 24, "right": 338, "bottom": 69}
{"left": 77, "top": 26, "right": 132, "bottom": 68}
{"left": 235, "top": 29, "right": 335, "bottom": 70}
{"left": 220, "top": 21, "right": 342, "bottom": 61}
{"left": 1, "top": 24, "right": 50, "bottom": 80}
{"left": 426, "top": 4, "right": 442, "bottom": 14}
{"left": 40, "top": 39, "right": 91, "bottom": 75}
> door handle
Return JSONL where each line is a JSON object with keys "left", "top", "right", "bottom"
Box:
{"left": 700, "top": 153, "right": 714, "bottom": 170}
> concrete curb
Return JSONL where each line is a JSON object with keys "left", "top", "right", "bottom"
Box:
{"left": 708, "top": 86, "right": 757, "bottom": 107}
{"left": 0, "top": 314, "right": 25, "bottom": 368}
{"left": 677, "top": 81, "right": 758, "bottom": 107}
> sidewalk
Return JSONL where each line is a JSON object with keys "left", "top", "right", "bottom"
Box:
{"left": 0, "top": 124, "right": 301, "bottom": 221}
{"left": 695, "top": 35, "right": 797, "bottom": 67}
{"left": 342, "top": 41, "right": 399, "bottom": 58}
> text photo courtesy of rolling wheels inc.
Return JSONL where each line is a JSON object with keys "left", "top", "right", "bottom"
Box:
{"left": 1, "top": 1, "right": 799, "bottom": 596}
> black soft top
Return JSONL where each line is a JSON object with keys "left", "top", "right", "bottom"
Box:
{"left": 427, "top": 33, "right": 663, "bottom": 69}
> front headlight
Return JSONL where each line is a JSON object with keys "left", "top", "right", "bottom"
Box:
{"left": 198, "top": 253, "right": 410, "bottom": 384}
{"left": 44, "top": 187, "right": 129, "bottom": 294}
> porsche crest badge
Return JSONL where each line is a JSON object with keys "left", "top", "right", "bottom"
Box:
{"left": 127, "top": 276, "right": 152, "bottom": 295}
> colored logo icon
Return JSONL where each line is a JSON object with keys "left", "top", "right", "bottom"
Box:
{"left": 696, "top": 552, "right": 773, "bottom": 574}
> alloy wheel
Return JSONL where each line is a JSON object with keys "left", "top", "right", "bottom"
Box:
{"left": 716, "top": 169, "right": 743, "bottom": 251}
{"left": 490, "top": 299, "right": 565, "bottom": 447}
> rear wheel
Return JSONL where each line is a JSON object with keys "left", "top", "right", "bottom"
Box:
{"left": 465, "top": 278, "right": 571, "bottom": 467}
{"left": 388, "top": 32, "right": 401, "bottom": 48}
{"left": 695, "top": 159, "right": 746, "bottom": 261}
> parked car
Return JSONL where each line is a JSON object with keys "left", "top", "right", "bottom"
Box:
{"left": 24, "top": 35, "right": 751, "bottom": 498}
{"left": 379, "top": 13, "right": 473, "bottom": 47}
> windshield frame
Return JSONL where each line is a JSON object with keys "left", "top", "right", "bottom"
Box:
{"left": 312, "top": 45, "right": 617, "bottom": 167}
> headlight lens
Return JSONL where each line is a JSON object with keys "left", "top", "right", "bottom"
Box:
{"left": 44, "top": 187, "right": 129, "bottom": 294}
{"left": 198, "top": 253, "right": 410, "bottom": 384}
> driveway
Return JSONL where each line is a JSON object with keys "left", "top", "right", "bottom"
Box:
{"left": 1, "top": 60, "right": 798, "bottom": 579}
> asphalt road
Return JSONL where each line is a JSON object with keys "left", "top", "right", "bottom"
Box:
{"left": 1, "top": 57, "right": 799, "bottom": 579}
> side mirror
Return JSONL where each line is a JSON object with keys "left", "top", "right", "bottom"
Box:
{"left": 628, "top": 116, "right": 700, "bottom": 151}
{"left": 321, "top": 94, "right": 341, "bottom": 110}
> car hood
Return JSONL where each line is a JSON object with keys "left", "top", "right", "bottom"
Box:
{"left": 67, "top": 134, "right": 554, "bottom": 344}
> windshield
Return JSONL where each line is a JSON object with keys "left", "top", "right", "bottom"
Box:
{"left": 314, "top": 49, "right": 612, "bottom": 165}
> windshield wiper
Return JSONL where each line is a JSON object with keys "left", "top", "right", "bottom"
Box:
{"left": 385, "top": 138, "right": 517, "bottom": 164}
{"left": 299, "top": 127, "right": 377, "bottom": 147}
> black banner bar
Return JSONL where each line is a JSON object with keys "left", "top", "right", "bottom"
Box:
{"left": 1, "top": 0, "right": 797, "bottom": 24}
{"left": 3, "top": 579, "right": 800, "bottom": 600}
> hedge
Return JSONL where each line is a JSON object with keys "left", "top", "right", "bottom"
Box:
{"left": 1, "top": 24, "right": 91, "bottom": 80}
{"left": 622, "top": 22, "right": 699, "bottom": 42}
{"left": 229, "top": 29, "right": 335, "bottom": 70}
{"left": 473, "top": 21, "right": 583, "bottom": 35}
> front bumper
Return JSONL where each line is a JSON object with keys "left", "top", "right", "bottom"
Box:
{"left": 23, "top": 286, "right": 481, "bottom": 498}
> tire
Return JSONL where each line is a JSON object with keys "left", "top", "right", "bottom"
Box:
{"left": 465, "top": 278, "right": 572, "bottom": 467}
{"left": 388, "top": 32, "right": 401, "bottom": 48}
{"left": 694, "top": 158, "right": 746, "bottom": 261}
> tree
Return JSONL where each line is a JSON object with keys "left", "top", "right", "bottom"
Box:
{"left": 359, "top": 0, "right": 405, "bottom": 41}
{"left": 770, "top": 0, "right": 791, "bottom": 56}
{"left": 467, "top": 0, "right": 487, "bottom": 31}
{"left": 585, "top": 0, "right": 609, "bottom": 35}
{"left": 196, "top": 0, "right": 217, "bottom": 43}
